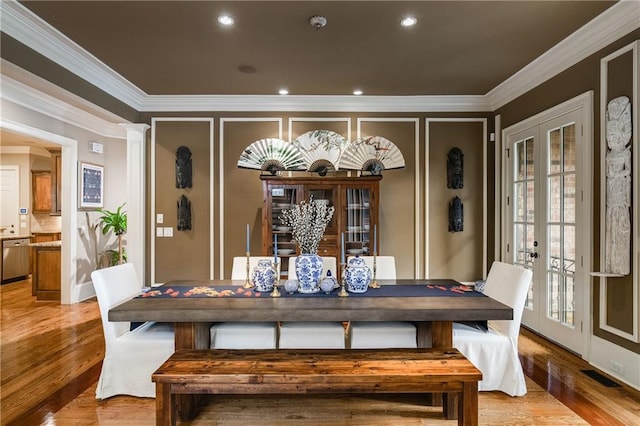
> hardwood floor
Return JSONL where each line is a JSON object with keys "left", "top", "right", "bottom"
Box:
{"left": 1, "top": 277, "right": 639, "bottom": 425}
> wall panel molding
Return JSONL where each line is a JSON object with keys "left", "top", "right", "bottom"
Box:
{"left": 218, "top": 117, "right": 283, "bottom": 278}
{"left": 425, "top": 118, "right": 488, "bottom": 279}
{"left": 598, "top": 41, "right": 640, "bottom": 342}
{"left": 357, "top": 117, "right": 420, "bottom": 277}
{"left": 150, "top": 117, "right": 214, "bottom": 284}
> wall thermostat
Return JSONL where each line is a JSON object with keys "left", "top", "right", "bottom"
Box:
{"left": 89, "top": 141, "right": 104, "bottom": 154}
{"left": 19, "top": 207, "right": 28, "bottom": 215}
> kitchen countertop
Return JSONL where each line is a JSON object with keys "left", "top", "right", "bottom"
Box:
{"left": 1, "top": 235, "right": 33, "bottom": 241}
{"left": 29, "top": 240, "right": 62, "bottom": 248}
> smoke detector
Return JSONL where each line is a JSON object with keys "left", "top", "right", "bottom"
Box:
{"left": 309, "top": 15, "right": 327, "bottom": 29}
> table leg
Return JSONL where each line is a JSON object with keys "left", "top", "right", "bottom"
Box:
{"left": 417, "top": 321, "right": 457, "bottom": 420}
{"left": 173, "top": 322, "right": 211, "bottom": 421}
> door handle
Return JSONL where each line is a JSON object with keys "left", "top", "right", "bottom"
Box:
{"left": 529, "top": 251, "right": 539, "bottom": 259}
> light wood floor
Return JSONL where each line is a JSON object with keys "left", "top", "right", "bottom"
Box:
{"left": 1, "top": 278, "right": 639, "bottom": 425}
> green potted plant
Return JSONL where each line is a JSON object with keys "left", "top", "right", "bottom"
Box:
{"left": 97, "top": 203, "right": 127, "bottom": 265}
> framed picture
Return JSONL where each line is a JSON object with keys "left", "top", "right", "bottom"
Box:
{"left": 79, "top": 162, "right": 104, "bottom": 209}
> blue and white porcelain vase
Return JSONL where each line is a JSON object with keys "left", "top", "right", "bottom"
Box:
{"left": 345, "top": 256, "right": 372, "bottom": 293}
{"left": 295, "top": 253, "right": 323, "bottom": 293}
{"left": 252, "top": 259, "right": 276, "bottom": 292}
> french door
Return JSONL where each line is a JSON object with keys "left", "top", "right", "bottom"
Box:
{"left": 506, "top": 108, "right": 588, "bottom": 354}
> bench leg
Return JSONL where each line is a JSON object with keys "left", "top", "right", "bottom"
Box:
{"left": 442, "top": 393, "right": 458, "bottom": 420}
{"left": 458, "top": 381, "right": 478, "bottom": 426}
{"left": 155, "top": 383, "right": 176, "bottom": 426}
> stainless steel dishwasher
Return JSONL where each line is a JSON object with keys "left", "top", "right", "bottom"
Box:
{"left": 2, "top": 238, "right": 31, "bottom": 282}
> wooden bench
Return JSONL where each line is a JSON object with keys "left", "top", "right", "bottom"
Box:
{"left": 152, "top": 348, "right": 482, "bottom": 426}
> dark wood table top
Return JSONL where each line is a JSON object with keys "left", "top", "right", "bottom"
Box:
{"left": 109, "top": 279, "right": 512, "bottom": 323}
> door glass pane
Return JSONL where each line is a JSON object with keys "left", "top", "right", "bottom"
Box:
{"left": 526, "top": 182, "right": 535, "bottom": 223}
{"left": 547, "top": 272, "right": 560, "bottom": 321}
{"left": 516, "top": 142, "right": 525, "bottom": 180}
{"left": 549, "top": 129, "right": 561, "bottom": 174}
{"left": 549, "top": 176, "right": 561, "bottom": 222}
{"left": 515, "top": 183, "right": 524, "bottom": 221}
{"left": 514, "top": 224, "right": 525, "bottom": 263}
{"left": 564, "top": 225, "right": 575, "bottom": 275}
{"left": 563, "top": 124, "right": 576, "bottom": 172}
{"left": 526, "top": 138, "right": 535, "bottom": 178}
{"left": 564, "top": 175, "right": 575, "bottom": 223}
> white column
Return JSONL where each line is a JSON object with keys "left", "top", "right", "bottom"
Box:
{"left": 121, "top": 123, "right": 149, "bottom": 284}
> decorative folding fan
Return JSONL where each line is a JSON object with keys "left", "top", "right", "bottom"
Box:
{"left": 339, "top": 136, "right": 405, "bottom": 174}
{"left": 292, "top": 130, "right": 350, "bottom": 175}
{"left": 237, "top": 138, "right": 306, "bottom": 174}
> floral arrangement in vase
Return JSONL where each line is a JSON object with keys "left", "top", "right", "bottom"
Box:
{"left": 280, "top": 196, "right": 335, "bottom": 254}
{"left": 280, "top": 197, "right": 335, "bottom": 293}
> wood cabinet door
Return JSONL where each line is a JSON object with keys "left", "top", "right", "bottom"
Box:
{"left": 32, "top": 171, "right": 52, "bottom": 213}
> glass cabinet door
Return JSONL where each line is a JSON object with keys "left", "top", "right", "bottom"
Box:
{"left": 345, "top": 188, "right": 372, "bottom": 256}
{"left": 307, "top": 186, "right": 337, "bottom": 232}
{"left": 307, "top": 186, "right": 339, "bottom": 259}
{"left": 269, "top": 186, "right": 299, "bottom": 274}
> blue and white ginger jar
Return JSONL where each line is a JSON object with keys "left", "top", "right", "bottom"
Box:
{"left": 252, "top": 260, "right": 276, "bottom": 292}
{"left": 345, "top": 256, "right": 372, "bottom": 293}
{"left": 295, "top": 253, "right": 323, "bottom": 293}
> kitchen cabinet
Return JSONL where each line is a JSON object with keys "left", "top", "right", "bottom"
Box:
{"left": 261, "top": 175, "right": 381, "bottom": 278}
{"left": 30, "top": 233, "right": 61, "bottom": 281}
{"left": 31, "top": 241, "right": 61, "bottom": 301}
{"left": 48, "top": 149, "right": 62, "bottom": 215}
{"left": 32, "top": 171, "right": 52, "bottom": 213}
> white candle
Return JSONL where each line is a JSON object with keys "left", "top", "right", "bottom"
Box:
{"left": 246, "top": 224, "right": 250, "bottom": 253}
{"left": 274, "top": 234, "right": 278, "bottom": 263}
{"left": 341, "top": 232, "right": 345, "bottom": 264}
{"left": 373, "top": 224, "right": 377, "bottom": 254}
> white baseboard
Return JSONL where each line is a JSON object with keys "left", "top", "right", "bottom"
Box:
{"left": 75, "top": 280, "right": 96, "bottom": 302}
{"left": 589, "top": 335, "right": 640, "bottom": 390}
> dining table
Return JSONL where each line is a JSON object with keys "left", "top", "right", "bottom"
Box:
{"left": 109, "top": 278, "right": 512, "bottom": 421}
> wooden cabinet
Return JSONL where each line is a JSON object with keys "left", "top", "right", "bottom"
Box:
{"left": 48, "top": 149, "right": 62, "bottom": 215}
{"left": 32, "top": 243, "right": 61, "bottom": 301}
{"left": 30, "top": 233, "right": 61, "bottom": 278}
{"left": 32, "top": 171, "right": 52, "bottom": 213}
{"left": 261, "top": 176, "right": 381, "bottom": 278}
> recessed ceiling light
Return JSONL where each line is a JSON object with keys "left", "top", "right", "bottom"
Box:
{"left": 279, "top": 89, "right": 289, "bottom": 95}
{"left": 353, "top": 90, "right": 363, "bottom": 96}
{"left": 401, "top": 16, "right": 417, "bottom": 27}
{"left": 217, "top": 15, "right": 234, "bottom": 26}
{"left": 238, "top": 65, "right": 257, "bottom": 74}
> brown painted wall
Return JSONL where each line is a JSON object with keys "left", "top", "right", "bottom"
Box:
{"left": 145, "top": 113, "right": 488, "bottom": 282}
{"left": 154, "top": 121, "right": 211, "bottom": 282}
{"left": 428, "top": 122, "right": 485, "bottom": 281}
{"left": 496, "top": 31, "right": 640, "bottom": 353}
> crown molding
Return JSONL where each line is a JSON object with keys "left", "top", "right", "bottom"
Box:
{"left": 487, "top": 0, "right": 640, "bottom": 110}
{"left": 0, "top": 71, "right": 128, "bottom": 139}
{"left": 139, "top": 94, "right": 491, "bottom": 112}
{"left": 2, "top": 0, "right": 638, "bottom": 113}
{"left": 0, "top": 0, "right": 147, "bottom": 110}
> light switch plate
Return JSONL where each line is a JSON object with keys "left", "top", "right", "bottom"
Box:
{"left": 156, "top": 213, "right": 164, "bottom": 224}
{"left": 156, "top": 227, "right": 164, "bottom": 237}
{"left": 164, "top": 227, "right": 173, "bottom": 237}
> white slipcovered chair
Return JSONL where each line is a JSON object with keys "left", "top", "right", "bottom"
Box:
{"left": 91, "top": 263, "right": 174, "bottom": 399}
{"left": 278, "top": 256, "right": 345, "bottom": 349}
{"left": 208, "top": 257, "right": 278, "bottom": 349}
{"left": 347, "top": 255, "right": 396, "bottom": 280}
{"left": 453, "top": 261, "right": 533, "bottom": 396}
{"left": 348, "top": 256, "right": 417, "bottom": 349}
